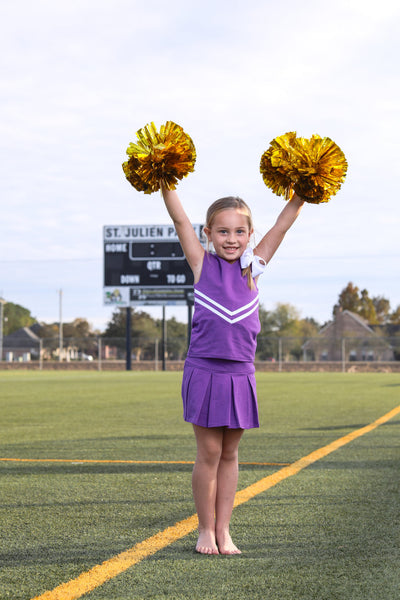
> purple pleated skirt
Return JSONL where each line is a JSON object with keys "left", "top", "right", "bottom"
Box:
{"left": 181, "top": 357, "right": 259, "bottom": 429}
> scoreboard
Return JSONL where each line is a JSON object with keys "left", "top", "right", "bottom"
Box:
{"left": 103, "top": 224, "right": 204, "bottom": 306}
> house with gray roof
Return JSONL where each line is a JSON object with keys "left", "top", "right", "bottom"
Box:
{"left": 2, "top": 327, "right": 41, "bottom": 361}
{"left": 303, "top": 309, "right": 394, "bottom": 362}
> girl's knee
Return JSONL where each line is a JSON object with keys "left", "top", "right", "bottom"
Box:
{"left": 220, "top": 445, "right": 239, "bottom": 463}
{"left": 197, "top": 440, "right": 222, "bottom": 465}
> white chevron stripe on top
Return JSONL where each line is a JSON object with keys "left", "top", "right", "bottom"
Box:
{"left": 194, "top": 296, "right": 259, "bottom": 324}
{"left": 194, "top": 289, "right": 259, "bottom": 316}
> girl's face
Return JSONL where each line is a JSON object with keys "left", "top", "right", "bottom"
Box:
{"left": 204, "top": 209, "right": 252, "bottom": 263}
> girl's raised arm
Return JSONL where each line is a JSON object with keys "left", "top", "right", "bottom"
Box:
{"left": 254, "top": 193, "right": 304, "bottom": 265}
{"left": 160, "top": 183, "right": 205, "bottom": 281}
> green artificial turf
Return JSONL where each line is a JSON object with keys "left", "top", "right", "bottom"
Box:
{"left": 0, "top": 372, "right": 399, "bottom": 599}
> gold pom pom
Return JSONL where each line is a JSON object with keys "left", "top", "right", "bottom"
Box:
{"left": 122, "top": 121, "right": 196, "bottom": 194}
{"left": 259, "top": 132, "right": 298, "bottom": 200}
{"left": 260, "top": 132, "right": 348, "bottom": 203}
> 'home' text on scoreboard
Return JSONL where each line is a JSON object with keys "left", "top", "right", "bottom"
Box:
{"left": 103, "top": 224, "right": 204, "bottom": 306}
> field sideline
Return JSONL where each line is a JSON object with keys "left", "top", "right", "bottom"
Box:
{"left": 0, "top": 372, "right": 399, "bottom": 600}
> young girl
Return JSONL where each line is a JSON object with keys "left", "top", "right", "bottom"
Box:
{"left": 161, "top": 182, "right": 304, "bottom": 555}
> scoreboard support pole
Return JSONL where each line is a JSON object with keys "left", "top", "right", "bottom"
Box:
{"left": 162, "top": 305, "right": 167, "bottom": 372}
{"left": 126, "top": 307, "right": 132, "bottom": 371}
{"left": 187, "top": 303, "right": 193, "bottom": 348}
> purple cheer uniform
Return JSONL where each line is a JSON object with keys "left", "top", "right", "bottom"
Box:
{"left": 181, "top": 252, "right": 262, "bottom": 429}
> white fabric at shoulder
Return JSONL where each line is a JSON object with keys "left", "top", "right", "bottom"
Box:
{"left": 240, "top": 247, "right": 266, "bottom": 277}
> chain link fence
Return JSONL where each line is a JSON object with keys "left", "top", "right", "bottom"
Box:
{"left": 1, "top": 335, "right": 399, "bottom": 370}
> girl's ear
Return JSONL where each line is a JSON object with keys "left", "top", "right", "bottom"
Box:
{"left": 203, "top": 226, "right": 212, "bottom": 241}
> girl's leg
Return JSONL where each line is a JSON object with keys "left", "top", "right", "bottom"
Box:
{"left": 192, "top": 425, "right": 224, "bottom": 554}
{"left": 215, "top": 428, "right": 244, "bottom": 554}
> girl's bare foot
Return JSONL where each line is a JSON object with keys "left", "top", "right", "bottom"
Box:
{"left": 216, "top": 530, "right": 242, "bottom": 555}
{"left": 195, "top": 530, "right": 219, "bottom": 555}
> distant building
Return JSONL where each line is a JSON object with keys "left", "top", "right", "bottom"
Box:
{"left": 2, "top": 327, "right": 41, "bottom": 361}
{"left": 2, "top": 326, "right": 82, "bottom": 361}
{"left": 303, "top": 309, "right": 394, "bottom": 361}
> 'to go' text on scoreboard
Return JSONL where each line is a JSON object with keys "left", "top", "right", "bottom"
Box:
{"left": 103, "top": 224, "right": 204, "bottom": 306}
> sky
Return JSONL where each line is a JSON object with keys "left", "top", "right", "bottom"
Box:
{"left": 1, "top": 0, "right": 399, "bottom": 331}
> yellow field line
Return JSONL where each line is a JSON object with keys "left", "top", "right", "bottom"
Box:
{"left": 31, "top": 404, "right": 400, "bottom": 600}
{"left": 0, "top": 458, "right": 289, "bottom": 466}
{"left": 234, "top": 403, "right": 400, "bottom": 507}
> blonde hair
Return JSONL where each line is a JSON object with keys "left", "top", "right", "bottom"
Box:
{"left": 205, "top": 196, "right": 255, "bottom": 289}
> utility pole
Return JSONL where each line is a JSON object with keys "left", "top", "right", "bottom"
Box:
{"left": 59, "top": 289, "right": 63, "bottom": 362}
{"left": 0, "top": 297, "right": 6, "bottom": 361}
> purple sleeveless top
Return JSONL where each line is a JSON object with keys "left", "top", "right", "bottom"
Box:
{"left": 187, "top": 252, "right": 261, "bottom": 362}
